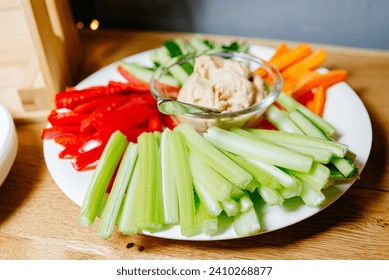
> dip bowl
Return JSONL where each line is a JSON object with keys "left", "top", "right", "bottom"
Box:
{"left": 150, "top": 51, "right": 283, "bottom": 131}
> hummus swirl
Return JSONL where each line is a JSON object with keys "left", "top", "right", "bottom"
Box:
{"left": 177, "top": 55, "right": 265, "bottom": 113}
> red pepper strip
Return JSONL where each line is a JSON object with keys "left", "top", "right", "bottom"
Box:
{"left": 58, "top": 138, "right": 87, "bottom": 159}
{"left": 148, "top": 114, "right": 163, "bottom": 131}
{"left": 72, "top": 95, "right": 115, "bottom": 114}
{"left": 80, "top": 95, "right": 130, "bottom": 134}
{"left": 295, "top": 90, "right": 314, "bottom": 107}
{"left": 41, "top": 126, "right": 80, "bottom": 139}
{"left": 48, "top": 110, "right": 85, "bottom": 126}
{"left": 94, "top": 105, "right": 156, "bottom": 134}
{"left": 108, "top": 80, "right": 150, "bottom": 93}
{"left": 122, "top": 126, "right": 149, "bottom": 143}
{"left": 161, "top": 114, "right": 176, "bottom": 130}
{"left": 55, "top": 86, "right": 108, "bottom": 109}
{"left": 71, "top": 144, "right": 106, "bottom": 171}
{"left": 54, "top": 134, "right": 82, "bottom": 147}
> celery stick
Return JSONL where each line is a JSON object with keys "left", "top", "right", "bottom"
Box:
{"left": 239, "top": 191, "right": 254, "bottom": 212}
{"left": 170, "top": 130, "right": 196, "bottom": 236}
{"left": 230, "top": 184, "right": 244, "bottom": 200}
{"left": 289, "top": 110, "right": 329, "bottom": 139}
{"left": 154, "top": 135, "right": 165, "bottom": 228}
{"left": 78, "top": 131, "right": 128, "bottom": 227}
{"left": 220, "top": 149, "right": 279, "bottom": 189}
{"left": 257, "top": 185, "right": 284, "bottom": 206}
{"left": 160, "top": 129, "right": 179, "bottom": 224}
{"left": 221, "top": 199, "right": 240, "bottom": 217}
{"left": 97, "top": 143, "right": 138, "bottom": 239}
{"left": 117, "top": 162, "right": 140, "bottom": 235}
{"left": 189, "top": 151, "right": 232, "bottom": 200}
{"left": 273, "top": 142, "right": 332, "bottom": 164}
{"left": 204, "top": 127, "right": 313, "bottom": 173}
{"left": 248, "top": 129, "right": 347, "bottom": 158}
{"left": 277, "top": 92, "right": 336, "bottom": 136}
{"left": 331, "top": 157, "right": 356, "bottom": 178}
{"left": 195, "top": 201, "right": 218, "bottom": 236}
{"left": 176, "top": 124, "right": 252, "bottom": 188}
{"left": 300, "top": 182, "right": 326, "bottom": 207}
{"left": 137, "top": 132, "right": 163, "bottom": 232}
{"left": 245, "top": 157, "right": 299, "bottom": 189}
{"left": 278, "top": 183, "right": 303, "bottom": 199}
{"left": 265, "top": 105, "right": 304, "bottom": 134}
{"left": 233, "top": 206, "right": 261, "bottom": 236}
{"left": 245, "top": 179, "right": 261, "bottom": 193}
{"left": 286, "top": 162, "right": 330, "bottom": 191}
{"left": 193, "top": 179, "right": 223, "bottom": 217}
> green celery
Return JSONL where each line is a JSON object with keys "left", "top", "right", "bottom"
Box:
{"left": 233, "top": 206, "right": 261, "bottom": 236}
{"left": 175, "top": 124, "right": 252, "bottom": 188}
{"left": 244, "top": 158, "right": 299, "bottom": 189}
{"left": 300, "top": 182, "right": 326, "bottom": 207}
{"left": 273, "top": 142, "right": 332, "bottom": 164}
{"left": 277, "top": 92, "right": 336, "bottom": 137}
{"left": 331, "top": 157, "right": 356, "bottom": 178}
{"left": 195, "top": 200, "right": 218, "bottom": 236}
{"left": 239, "top": 191, "right": 254, "bottom": 212}
{"left": 189, "top": 151, "right": 232, "bottom": 201}
{"left": 169, "top": 130, "right": 197, "bottom": 236}
{"left": 278, "top": 183, "right": 303, "bottom": 199}
{"left": 286, "top": 162, "right": 330, "bottom": 191}
{"left": 97, "top": 143, "right": 138, "bottom": 239}
{"left": 230, "top": 184, "right": 245, "bottom": 200}
{"left": 192, "top": 179, "right": 223, "bottom": 217}
{"left": 160, "top": 129, "right": 179, "bottom": 224}
{"left": 137, "top": 132, "right": 163, "bottom": 232}
{"left": 248, "top": 129, "right": 347, "bottom": 158}
{"left": 117, "top": 162, "right": 140, "bottom": 235}
{"left": 78, "top": 131, "right": 128, "bottom": 227}
{"left": 221, "top": 199, "right": 240, "bottom": 217}
{"left": 204, "top": 126, "right": 314, "bottom": 173}
{"left": 289, "top": 110, "right": 330, "bottom": 139}
{"left": 265, "top": 105, "right": 304, "bottom": 134}
{"left": 220, "top": 148, "right": 279, "bottom": 189}
{"left": 257, "top": 185, "right": 284, "bottom": 206}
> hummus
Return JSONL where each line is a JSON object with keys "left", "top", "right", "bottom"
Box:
{"left": 177, "top": 55, "right": 265, "bottom": 113}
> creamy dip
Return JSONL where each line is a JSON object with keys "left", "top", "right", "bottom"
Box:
{"left": 177, "top": 55, "right": 265, "bottom": 113}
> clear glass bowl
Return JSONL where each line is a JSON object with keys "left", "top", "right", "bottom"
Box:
{"left": 150, "top": 51, "right": 283, "bottom": 132}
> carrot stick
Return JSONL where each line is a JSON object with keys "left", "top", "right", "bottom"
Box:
{"left": 282, "top": 49, "right": 327, "bottom": 79}
{"left": 292, "top": 69, "right": 347, "bottom": 99}
{"left": 255, "top": 43, "right": 289, "bottom": 77}
{"left": 306, "top": 86, "right": 326, "bottom": 116}
{"left": 283, "top": 69, "right": 316, "bottom": 95}
{"left": 271, "top": 43, "right": 313, "bottom": 71}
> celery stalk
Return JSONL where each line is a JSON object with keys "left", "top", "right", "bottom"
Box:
{"left": 137, "top": 132, "right": 163, "bottom": 232}
{"left": 274, "top": 142, "right": 332, "bottom": 164}
{"left": 78, "top": 131, "right": 128, "bottom": 227}
{"left": 189, "top": 151, "right": 232, "bottom": 201}
{"left": 97, "top": 143, "right": 138, "bottom": 239}
{"left": 176, "top": 124, "right": 252, "bottom": 188}
{"left": 286, "top": 162, "right": 330, "bottom": 191}
{"left": 193, "top": 179, "right": 223, "bottom": 217}
{"left": 221, "top": 199, "right": 240, "bottom": 217}
{"left": 248, "top": 129, "right": 347, "bottom": 158}
{"left": 160, "top": 129, "right": 179, "bottom": 224}
{"left": 233, "top": 206, "right": 261, "bottom": 236}
{"left": 230, "top": 184, "right": 245, "bottom": 200}
{"left": 117, "top": 162, "right": 140, "bottom": 235}
{"left": 289, "top": 110, "right": 329, "bottom": 139}
{"left": 277, "top": 92, "right": 336, "bottom": 136}
{"left": 239, "top": 190, "right": 254, "bottom": 212}
{"left": 204, "top": 126, "right": 314, "bottom": 173}
{"left": 169, "top": 130, "right": 196, "bottom": 236}
{"left": 278, "top": 183, "right": 303, "bottom": 199}
{"left": 265, "top": 105, "right": 304, "bottom": 134}
{"left": 195, "top": 200, "right": 218, "bottom": 236}
{"left": 220, "top": 149, "right": 279, "bottom": 189}
{"left": 257, "top": 185, "right": 284, "bottom": 206}
{"left": 300, "top": 182, "right": 326, "bottom": 207}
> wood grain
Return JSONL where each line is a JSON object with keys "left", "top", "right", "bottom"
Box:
{"left": 0, "top": 30, "right": 388, "bottom": 260}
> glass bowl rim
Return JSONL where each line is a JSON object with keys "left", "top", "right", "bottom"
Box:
{"left": 150, "top": 51, "right": 283, "bottom": 119}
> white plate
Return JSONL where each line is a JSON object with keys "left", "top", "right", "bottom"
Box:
{"left": 0, "top": 104, "right": 18, "bottom": 187}
{"left": 43, "top": 45, "right": 372, "bottom": 240}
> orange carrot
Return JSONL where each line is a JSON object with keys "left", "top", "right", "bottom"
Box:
{"left": 255, "top": 43, "right": 289, "bottom": 77}
{"left": 283, "top": 69, "right": 316, "bottom": 95}
{"left": 281, "top": 49, "right": 327, "bottom": 80}
{"left": 292, "top": 69, "right": 347, "bottom": 99}
{"left": 271, "top": 43, "right": 313, "bottom": 71}
{"left": 306, "top": 86, "right": 326, "bottom": 116}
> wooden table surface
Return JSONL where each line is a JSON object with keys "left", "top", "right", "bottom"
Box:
{"left": 1, "top": 30, "right": 388, "bottom": 260}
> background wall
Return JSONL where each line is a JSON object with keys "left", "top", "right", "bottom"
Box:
{"left": 71, "top": 0, "right": 389, "bottom": 50}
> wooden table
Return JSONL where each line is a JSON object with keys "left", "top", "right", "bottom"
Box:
{"left": 1, "top": 30, "right": 388, "bottom": 260}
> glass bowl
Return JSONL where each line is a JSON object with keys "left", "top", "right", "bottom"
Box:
{"left": 150, "top": 51, "right": 283, "bottom": 132}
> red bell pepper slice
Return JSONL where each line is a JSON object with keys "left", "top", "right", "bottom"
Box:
{"left": 71, "top": 144, "right": 106, "bottom": 171}
{"left": 148, "top": 114, "right": 163, "bottom": 131}
{"left": 41, "top": 126, "right": 80, "bottom": 139}
{"left": 161, "top": 114, "right": 176, "bottom": 130}
{"left": 48, "top": 110, "right": 85, "bottom": 126}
